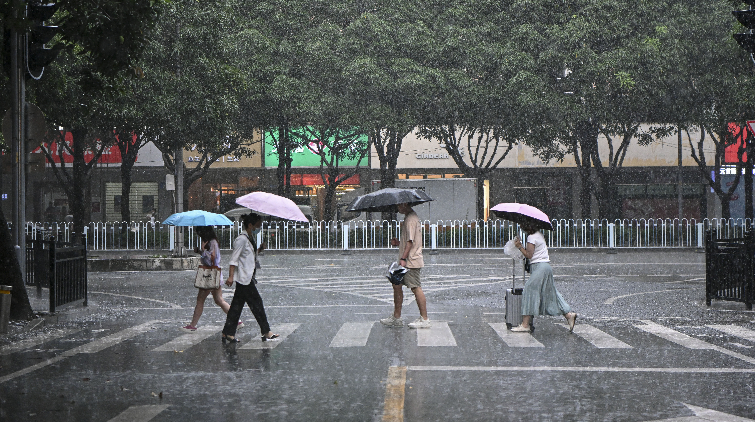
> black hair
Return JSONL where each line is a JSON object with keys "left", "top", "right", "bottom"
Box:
{"left": 196, "top": 226, "right": 218, "bottom": 243}
{"left": 241, "top": 212, "right": 261, "bottom": 228}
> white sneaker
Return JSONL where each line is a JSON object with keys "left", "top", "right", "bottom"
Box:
{"left": 380, "top": 316, "right": 404, "bottom": 327}
{"left": 407, "top": 317, "right": 431, "bottom": 329}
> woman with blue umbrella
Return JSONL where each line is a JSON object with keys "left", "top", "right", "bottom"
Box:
{"left": 163, "top": 210, "right": 243, "bottom": 332}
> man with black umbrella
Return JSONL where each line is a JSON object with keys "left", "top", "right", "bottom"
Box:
{"left": 380, "top": 202, "right": 431, "bottom": 329}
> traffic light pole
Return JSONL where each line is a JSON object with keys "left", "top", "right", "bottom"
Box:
{"left": 9, "top": 21, "right": 27, "bottom": 277}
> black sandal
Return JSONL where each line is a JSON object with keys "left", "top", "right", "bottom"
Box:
{"left": 222, "top": 334, "right": 240, "bottom": 344}
{"left": 262, "top": 334, "right": 280, "bottom": 342}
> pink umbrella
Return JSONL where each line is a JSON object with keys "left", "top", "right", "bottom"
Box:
{"left": 490, "top": 203, "right": 553, "bottom": 230}
{"left": 235, "top": 192, "right": 309, "bottom": 222}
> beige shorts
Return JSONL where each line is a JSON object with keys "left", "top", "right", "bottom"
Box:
{"left": 402, "top": 268, "right": 422, "bottom": 289}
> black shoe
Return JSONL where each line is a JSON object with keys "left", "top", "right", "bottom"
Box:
{"left": 222, "top": 335, "right": 240, "bottom": 344}
{"left": 262, "top": 334, "right": 280, "bottom": 342}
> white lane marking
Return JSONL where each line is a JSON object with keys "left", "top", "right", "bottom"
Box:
{"left": 107, "top": 405, "right": 170, "bottom": 422}
{"left": 708, "top": 325, "right": 755, "bottom": 342}
{"left": 89, "top": 291, "right": 182, "bottom": 308}
{"left": 417, "top": 322, "right": 456, "bottom": 347}
{"left": 559, "top": 323, "right": 632, "bottom": 349}
{"left": 239, "top": 323, "right": 300, "bottom": 350}
{"left": 636, "top": 320, "right": 755, "bottom": 365}
{"left": 604, "top": 289, "right": 681, "bottom": 305}
{"left": 152, "top": 325, "right": 223, "bottom": 352}
{"left": 62, "top": 321, "right": 161, "bottom": 356}
{"left": 330, "top": 322, "right": 375, "bottom": 347}
{"left": 488, "top": 323, "right": 544, "bottom": 348}
{"left": 0, "top": 321, "right": 160, "bottom": 384}
{"left": 0, "top": 356, "right": 66, "bottom": 384}
{"left": 0, "top": 329, "right": 82, "bottom": 355}
{"left": 676, "top": 403, "right": 755, "bottom": 422}
{"left": 408, "top": 366, "right": 755, "bottom": 374}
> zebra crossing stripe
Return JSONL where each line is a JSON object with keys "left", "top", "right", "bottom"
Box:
{"left": 239, "top": 323, "right": 301, "bottom": 350}
{"left": 107, "top": 405, "right": 169, "bottom": 422}
{"left": 707, "top": 325, "right": 755, "bottom": 342}
{"left": 152, "top": 326, "right": 223, "bottom": 352}
{"left": 636, "top": 321, "right": 715, "bottom": 350}
{"left": 0, "top": 321, "right": 160, "bottom": 384}
{"left": 62, "top": 321, "right": 160, "bottom": 356}
{"left": 636, "top": 320, "right": 755, "bottom": 365}
{"left": 417, "top": 322, "right": 457, "bottom": 347}
{"left": 563, "top": 324, "right": 632, "bottom": 349}
{"left": 330, "top": 322, "right": 375, "bottom": 347}
{"left": 0, "top": 329, "right": 81, "bottom": 355}
{"left": 488, "top": 323, "right": 544, "bottom": 348}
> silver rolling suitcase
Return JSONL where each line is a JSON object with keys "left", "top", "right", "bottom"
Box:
{"left": 505, "top": 259, "right": 526, "bottom": 329}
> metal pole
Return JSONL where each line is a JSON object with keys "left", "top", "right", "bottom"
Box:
{"left": 174, "top": 146, "right": 184, "bottom": 256}
{"left": 10, "top": 20, "right": 27, "bottom": 278}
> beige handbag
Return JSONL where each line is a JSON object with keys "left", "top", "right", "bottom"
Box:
{"left": 194, "top": 265, "right": 221, "bottom": 289}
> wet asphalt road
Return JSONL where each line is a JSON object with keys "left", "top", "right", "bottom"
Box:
{"left": 1, "top": 249, "right": 755, "bottom": 422}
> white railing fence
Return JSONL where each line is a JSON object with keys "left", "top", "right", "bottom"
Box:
{"left": 19, "top": 218, "right": 751, "bottom": 251}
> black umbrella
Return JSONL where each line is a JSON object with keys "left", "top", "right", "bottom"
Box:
{"left": 346, "top": 188, "right": 434, "bottom": 213}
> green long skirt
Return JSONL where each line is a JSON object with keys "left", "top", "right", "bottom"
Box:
{"left": 521, "top": 262, "right": 572, "bottom": 316}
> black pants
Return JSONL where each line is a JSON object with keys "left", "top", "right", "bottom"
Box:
{"left": 222, "top": 282, "right": 270, "bottom": 337}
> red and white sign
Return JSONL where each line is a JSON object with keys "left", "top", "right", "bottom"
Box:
{"left": 748, "top": 120, "right": 755, "bottom": 137}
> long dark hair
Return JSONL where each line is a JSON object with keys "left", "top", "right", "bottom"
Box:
{"left": 197, "top": 226, "right": 218, "bottom": 243}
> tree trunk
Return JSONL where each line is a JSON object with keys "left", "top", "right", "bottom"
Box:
{"left": 576, "top": 121, "right": 598, "bottom": 219}
{"left": 0, "top": 205, "right": 35, "bottom": 320}
{"left": 746, "top": 135, "right": 753, "bottom": 222}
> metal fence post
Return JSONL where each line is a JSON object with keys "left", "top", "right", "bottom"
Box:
{"left": 608, "top": 223, "right": 616, "bottom": 249}
{"left": 431, "top": 224, "right": 437, "bottom": 250}
{"left": 49, "top": 239, "right": 56, "bottom": 314}
{"left": 342, "top": 222, "right": 349, "bottom": 250}
{"left": 697, "top": 223, "right": 704, "bottom": 248}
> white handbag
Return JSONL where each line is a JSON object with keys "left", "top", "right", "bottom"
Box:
{"left": 194, "top": 265, "right": 221, "bottom": 289}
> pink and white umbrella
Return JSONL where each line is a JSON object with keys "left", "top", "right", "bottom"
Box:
{"left": 235, "top": 192, "right": 309, "bottom": 222}
{"left": 490, "top": 203, "right": 553, "bottom": 230}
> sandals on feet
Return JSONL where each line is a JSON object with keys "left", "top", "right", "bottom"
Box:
{"left": 567, "top": 313, "right": 578, "bottom": 333}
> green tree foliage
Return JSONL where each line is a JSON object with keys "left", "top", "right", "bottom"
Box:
{"left": 144, "top": 0, "right": 258, "bottom": 211}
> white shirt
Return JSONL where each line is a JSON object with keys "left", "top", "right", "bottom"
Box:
{"left": 227, "top": 233, "right": 257, "bottom": 285}
{"left": 526, "top": 231, "right": 550, "bottom": 263}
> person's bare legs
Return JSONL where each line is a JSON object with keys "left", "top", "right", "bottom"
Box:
{"left": 392, "top": 283, "right": 404, "bottom": 318}
{"left": 210, "top": 287, "right": 230, "bottom": 314}
{"left": 189, "top": 289, "right": 212, "bottom": 327}
{"left": 521, "top": 315, "right": 533, "bottom": 328}
{"left": 412, "top": 286, "right": 428, "bottom": 320}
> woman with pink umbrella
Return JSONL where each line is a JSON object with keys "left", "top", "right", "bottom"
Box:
{"left": 492, "top": 203, "right": 577, "bottom": 333}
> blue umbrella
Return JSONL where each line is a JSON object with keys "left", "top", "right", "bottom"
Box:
{"left": 162, "top": 210, "right": 234, "bottom": 226}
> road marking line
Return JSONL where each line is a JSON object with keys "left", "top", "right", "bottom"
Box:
{"left": 0, "top": 321, "right": 160, "bottom": 384}
{"left": 604, "top": 290, "right": 681, "bottom": 305}
{"left": 637, "top": 320, "right": 755, "bottom": 365}
{"left": 488, "top": 323, "right": 544, "bottom": 348}
{"left": 559, "top": 323, "right": 632, "bottom": 349}
{"left": 383, "top": 366, "right": 407, "bottom": 422}
{"left": 417, "top": 322, "right": 456, "bottom": 347}
{"left": 152, "top": 325, "right": 223, "bottom": 352}
{"left": 407, "top": 366, "right": 755, "bottom": 373}
{"left": 107, "top": 405, "right": 169, "bottom": 422}
{"left": 708, "top": 325, "right": 755, "bottom": 342}
{"left": 239, "top": 323, "right": 300, "bottom": 350}
{"left": 62, "top": 321, "right": 161, "bottom": 356}
{"left": 330, "top": 322, "right": 375, "bottom": 347}
{"left": 0, "top": 329, "right": 81, "bottom": 355}
{"left": 89, "top": 291, "right": 182, "bottom": 308}
{"left": 680, "top": 403, "right": 755, "bottom": 422}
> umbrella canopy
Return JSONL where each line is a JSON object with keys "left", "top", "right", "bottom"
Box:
{"left": 162, "top": 210, "right": 234, "bottom": 226}
{"left": 490, "top": 202, "right": 553, "bottom": 231}
{"left": 346, "top": 188, "right": 434, "bottom": 213}
{"left": 235, "top": 192, "right": 309, "bottom": 222}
